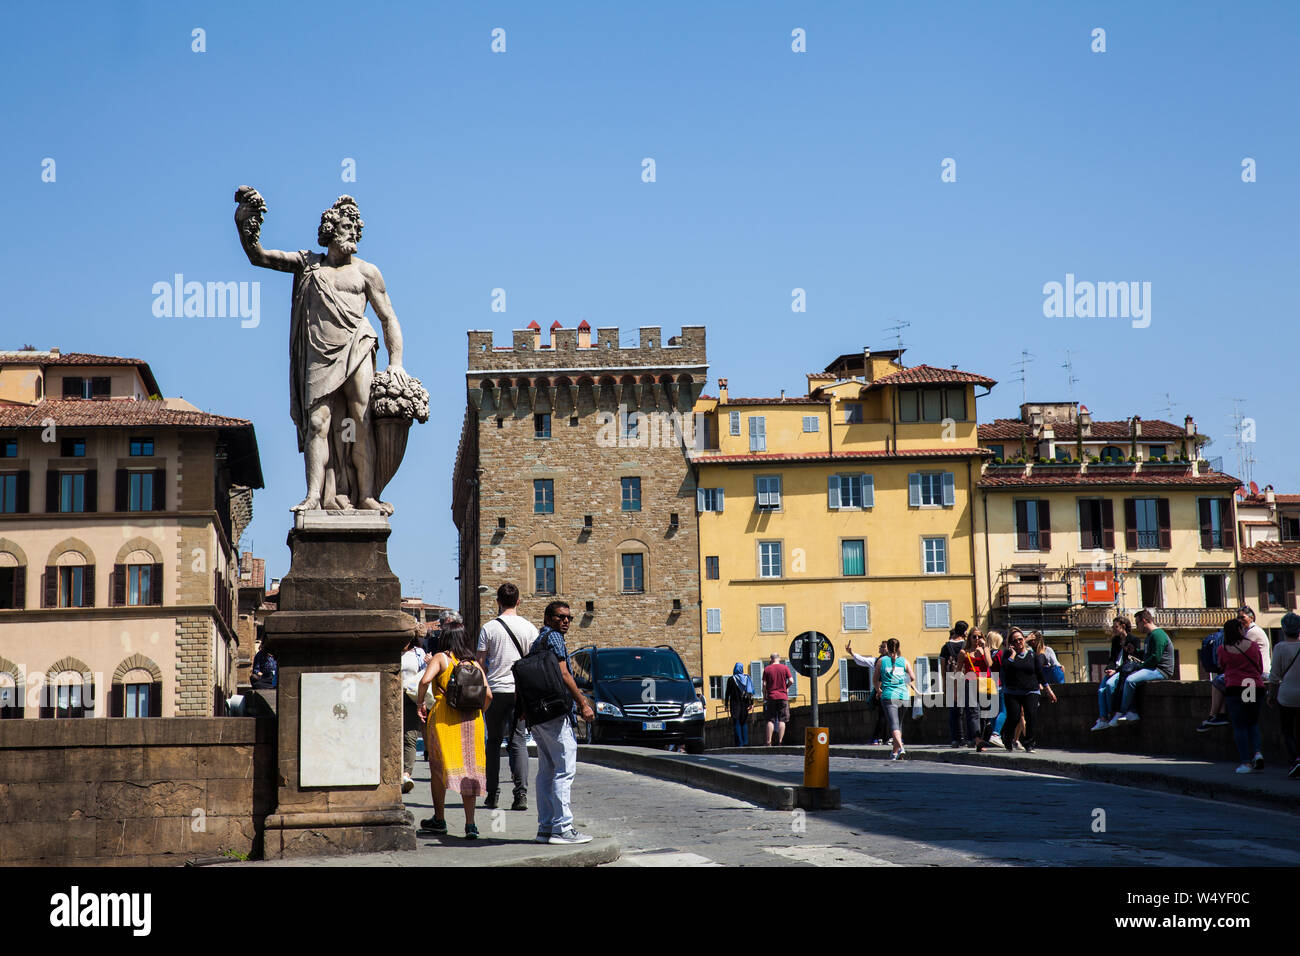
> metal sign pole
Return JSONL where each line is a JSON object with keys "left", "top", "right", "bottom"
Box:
{"left": 810, "top": 652, "right": 819, "bottom": 729}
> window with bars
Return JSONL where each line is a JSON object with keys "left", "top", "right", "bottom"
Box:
{"left": 705, "top": 556, "right": 719, "bottom": 580}
{"left": 1015, "top": 499, "right": 1051, "bottom": 551}
{"left": 533, "top": 479, "right": 554, "bottom": 514}
{"left": 534, "top": 555, "right": 556, "bottom": 595}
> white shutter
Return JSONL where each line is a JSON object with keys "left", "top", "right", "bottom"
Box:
{"left": 716, "top": 488, "right": 724, "bottom": 512}
{"left": 839, "top": 658, "right": 849, "bottom": 701}
{"left": 706, "top": 608, "right": 721, "bottom": 633}
{"left": 924, "top": 602, "right": 939, "bottom": 629}
{"left": 750, "top": 661, "right": 764, "bottom": 695}
{"left": 827, "top": 474, "right": 841, "bottom": 510}
{"left": 696, "top": 488, "right": 706, "bottom": 512}
{"left": 749, "top": 416, "right": 766, "bottom": 452}
{"left": 908, "top": 472, "right": 922, "bottom": 507}
{"left": 775, "top": 605, "right": 785, "bottom": 631}
{"left": 729, "top": 410, "right": 740, "bottom": 435}
{"left": 943, "top": 472, "right": 956, "bottom": 507}
{"left": 863, "top": 474, "right": 874, "bottom": 508}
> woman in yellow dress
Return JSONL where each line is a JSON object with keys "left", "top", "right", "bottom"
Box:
{"left": 416, "top": 623, "right": 491, "bottom": 839}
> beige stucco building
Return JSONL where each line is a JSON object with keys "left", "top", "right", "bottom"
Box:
{"left": 0, "top": 349, "right": 262, "bottom": 718}
{"left": 1235, "top": 486, "right": 1300, "bottom": 639}
{"left": 974, "top": 402, "right": 1239, "bottom": 681}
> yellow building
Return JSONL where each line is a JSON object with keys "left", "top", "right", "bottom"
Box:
{"left": 691, "top": 349, "right": 994, "bottom": 712}
{"left": 974, "top": 402, "right": 1239, "bottom": 681}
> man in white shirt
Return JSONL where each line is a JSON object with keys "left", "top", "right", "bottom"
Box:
{"left": 400, "top": 630, "right": 428, "bottom": 793}
{"left": 476, "top": 582, "right": 539, "bottom": 811}
{"left": 847, "top": 640, "right": 889, "bottom": 744}
{"left": 1239, "top": 605, "right": 1273, "bottom": 675}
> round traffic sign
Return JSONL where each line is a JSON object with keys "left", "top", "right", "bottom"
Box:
{"left": 788, "top": 631, "right": 835, "bottom": 678}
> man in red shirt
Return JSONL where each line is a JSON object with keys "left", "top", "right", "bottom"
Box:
{"left": 762, "top": 653, "right": 794, "bottom": 745}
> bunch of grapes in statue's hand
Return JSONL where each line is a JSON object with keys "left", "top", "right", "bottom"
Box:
{"left": 233, "top": 185, "right": 268, "bottom": 243}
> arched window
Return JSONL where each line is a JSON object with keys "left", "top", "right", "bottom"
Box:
{"left": 45, "top": 547, "right": 94, "bottom": 608}
{"left": 1100, "top": 445, "right": 1125, "bottom": 463}
{"left": 0, "top": 542, "right": 26, "bottom": 609}
{"left": 615, "top": 539, "right": 650, "bottom": 595}
{"left": 40, "top": 658, "right": 95, "bottom": 719}
{"left": 1055, "top": 447, "right": 1072, "bottom": 462}
{"left": 529, "top": 541, "right": 562, "bottom": 598}
{"left": 111, "top": 655, "right": 163, "bottom": 718}
{"left": 0, "top": 660, "right": 22, "bottom": 719}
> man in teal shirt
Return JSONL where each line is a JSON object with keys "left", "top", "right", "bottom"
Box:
{"left": 1113, "top": 608, "right": 1175, "bottom": 723}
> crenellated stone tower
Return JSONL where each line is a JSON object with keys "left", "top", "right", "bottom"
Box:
{"left": 452, "top": 322, "right": 708, "bottom": 675}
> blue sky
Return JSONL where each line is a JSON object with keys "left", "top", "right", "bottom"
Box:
{"left": 5, "top": 2, "right": 1297, "bottom": 605}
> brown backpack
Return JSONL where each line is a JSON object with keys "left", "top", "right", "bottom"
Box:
{"left": 446, "top": 656, "right": 488, "bottom": 712}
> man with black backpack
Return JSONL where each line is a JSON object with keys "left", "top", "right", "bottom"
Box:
{"left": 476, "top": 582, "right": 537, "bottom": 811}
{"left": 514, "top": 600, "right": 594, "bottom": 846}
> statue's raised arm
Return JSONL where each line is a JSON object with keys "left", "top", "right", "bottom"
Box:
{"left": 233, "top": 186, "right": 300, "bottom": 273}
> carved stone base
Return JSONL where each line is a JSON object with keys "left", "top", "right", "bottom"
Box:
{"left": 263, "top": 808, "right": 416, "bottom": 859}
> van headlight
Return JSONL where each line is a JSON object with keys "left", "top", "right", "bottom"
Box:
{"left": 682, "top": 700, "right": 705, "bottom": 717}
{"left": 595, "top": 701, "right": 623, "bottom": 717}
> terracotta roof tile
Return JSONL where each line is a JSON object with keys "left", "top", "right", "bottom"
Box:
{"left": 978, "top": 418, "right": 1188, "bottom": 441}
{"left": 721, "top": 397, "right": 829, "bottom": 406}
{"left": 978, "top": 468, "right": 1240, "bottom": 488}
{"left": 0, "top": 399, "right": 251, "bottom": 430}
{"left": 0, "top": 351, "right": 161, "bottom": 395}
{"left": 1239, "top": 541, "right": 1300, "bottom": 565}
{"left": 692, "top": 447, "right": 984, "bottom": 465}
{"left": 868, "top": 364, "right": 997, "bottom": 388}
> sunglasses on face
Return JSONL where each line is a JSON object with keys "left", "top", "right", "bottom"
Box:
{"left": 553, "top": 614, "right": 573, "bottom": 622}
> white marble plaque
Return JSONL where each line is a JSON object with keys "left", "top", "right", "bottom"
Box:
{"left": 299, "top": 672, "right": 381, "bottom": 787}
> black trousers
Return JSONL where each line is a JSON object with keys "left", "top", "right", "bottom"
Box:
{"left": 1003, "top": 693, "right": 1040, "bottom": 748}
{"left": 1278, "top": 705, "right": 1300, "bottom": 766}
{"left": 483, "top": 692, "right": 528, "bottom": 797}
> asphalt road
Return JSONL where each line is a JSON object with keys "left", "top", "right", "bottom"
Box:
{"left": 569, "top": 754, "right": 1300, "bottom": 867}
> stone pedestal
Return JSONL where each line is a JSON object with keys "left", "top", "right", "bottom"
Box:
{"left": 261, "top": 511, "right": 418, "bottom": 859}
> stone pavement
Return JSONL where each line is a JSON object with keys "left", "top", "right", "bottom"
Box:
{"left": 709, "top": 743, "right": 1300, "bottom": 814}
{"left": 238, "top": 755, "right": 620, "bottom": 867}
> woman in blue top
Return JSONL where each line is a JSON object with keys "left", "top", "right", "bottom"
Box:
{"left": 873, "top": 638, "right": 915, "bottom": 761}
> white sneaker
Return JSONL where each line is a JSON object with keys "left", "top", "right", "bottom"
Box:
{"left": 1105, "top": 715, "right": 1122, "bottom": 728}
{"left": 548, "top": 827, "right": 594, "bottom": 845}
{"left": 1123, "top": 712, "right": 1140, "bottom": 722}
{"left": 988, "top": 734, "right": 1003, "bottom": 747}
{"left": 1235, "top": 764, "right": 1255, "bottom": 774}
{"left": 401, "top": 774, "right": 414, "bottom": 794}
{"left": 1090, "top": 719, "right": 1109, "bottom": 732}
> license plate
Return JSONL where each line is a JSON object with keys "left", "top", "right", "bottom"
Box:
{"left": 642, "top": 721, "right": 665, "bottom": 731}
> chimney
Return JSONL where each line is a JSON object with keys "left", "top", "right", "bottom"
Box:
{"left": 1184, "top": 414, "right": 1195, "bottom": 438}
{"left": 49, "top": 347, "right": 59, "bottom": 356}
{"left": 1266, "top": 485, "right": 1276, "bottom": 505}
{"left": 577, "top": 319, "right": 591, "bottom": 348}
{"left": 1038, "top": 426, "right": 1056, "bottom": 461}
{"left": 527, "top": 320, "right": 541, "bottom": 350}
{"left": 780, "top": 388, "right": 785, "bottom": 400}
{"left": 718, "top": 378, "right": 729, "bottom": 404}
{"left": 1078, "top": 404, "right": 1092, "bottom": 437}
{"left": 1132, "top": 415, "right": 1142, "bottom": 437}
{"left": 862, "top": 347, "right": 873, "bottom": 382}
{"left": 548, "top": 320, "right": 562, "bottom": 348}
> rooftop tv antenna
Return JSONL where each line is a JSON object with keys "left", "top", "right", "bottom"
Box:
{"left": 1156, "top": 392, "right": 1178, "bottom": 421}
{"left": 882, "top": 320, "right": 910, "bottom": 351}
{"left": 1060, "top": 351, "right": 1079, "bottom": 403}
{"left": 1011, "top": 350, "right": 1036, "bottom": 405}
{"left": 1228, "top": 399, "right": 1255, "bottom": 486}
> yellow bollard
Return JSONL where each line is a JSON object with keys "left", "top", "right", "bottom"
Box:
{"left": 803, "top": 726, "right": 830, "bottom": 788}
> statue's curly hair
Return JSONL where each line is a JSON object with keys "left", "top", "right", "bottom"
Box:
{"left": 317, "top": 195, "right": 364, "bottom": 247}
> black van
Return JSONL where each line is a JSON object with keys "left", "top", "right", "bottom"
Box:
{"left": 569, "top": 645, "right": 706, "bottom": 754}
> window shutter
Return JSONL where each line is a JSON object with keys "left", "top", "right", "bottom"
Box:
{"left": 908, "top": 473, "right": 922, "bottom": 507}
{"left": 942, "top": 472, "right": 956, "bottom": 507}
{"left": 84, "top": 469, "right": 97, "bottom": 513}
{"left": 45, "top": 469, "right": 59, "bottom": 512}
{"left": 110, "top": 683, "right": 124, "bottom": 718}
{"left": 116, "top": 469, "right": 129, "bottom": 511}
{"left": 730, "top": 411, "right": 740, "bottom": 436}
{"left": 863, "top": 474, "right": 874, "bottom": 508}
{"left": 43, "top": 567, "right": 57, "bottom": 608}
{"left": 82, "top": 565, "right": 95, "bottom": 607}
{"left": 92, "top": 377, "right": 111, "bottom": 398}
{"left": 1101, "top": 499, "right": 1115, "bottom": 550}
{"left": 1124, "top": 498, "right": 1138, "bottom": 550}
{"left": 1157, "top": 498, "right": 1172, "bottom": 549}
{"left": 15, "top": 470, "right": 29, "bottom": 513}
{"left": 12, "top": 565, "right": 25, "bottom": 609}
{"left": 839, "top": 658, "right": 849, "bottom": 702}
{"left": 1287, "top": 571, "right": 1297, "bottom": 611}
{"left": 696, "top": 488, "right": 705, "bottom": 512}
{"left": 150, "top": 681, "right": 163, "bottom": 717}
{"left": 750, "top": 662, "right": 764, "bottom": 696}
{"left": 154, "top": 467, "right": 166, "bottom": 510}
{"left": 150, "top": 563, "right": 162, "bottom": 605}
{"left": 1039, "top": 500, "right": 1051, "bottom": 550}
{"left": 716, "top": 488, "right": 724, "bottom": 512}
{"left": 788, "top": 667, "right": 797, "bottom": 698}
{"left": 1220, "top": 499, "right": 1235, "bottom": 550}
{"left": 827, "top": 475, "right": 841, "bottom": 510}
{"left": 112, "top": 565, "right": 126, "bottom": 606}
{"left": 1015, "top": 500, "right": 1030, "bottom": 550}
{"left": 39, "top": 684, "right": 53, "bottom": 718}
{"left": 1258, "top": 570, "right": 1269, "bottom": 611}
{"left": 1199, "top": 498, "right": 1212, "bottom": 550}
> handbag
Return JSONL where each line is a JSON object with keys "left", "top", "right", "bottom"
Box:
{"left": 1118, "top": 660, "right": 1143, "bottom": 677}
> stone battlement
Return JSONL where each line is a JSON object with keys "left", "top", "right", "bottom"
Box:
{"left": 467, "top": 325, "right": 706, "bottom": 372}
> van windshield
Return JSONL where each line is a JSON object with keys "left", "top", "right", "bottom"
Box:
{"left": 596, "top": 649, "right": 688, "bottom": 681}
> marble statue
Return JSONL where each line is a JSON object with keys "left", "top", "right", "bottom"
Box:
{"left": 234, "top": 188, "right": 427, "bottom": 515}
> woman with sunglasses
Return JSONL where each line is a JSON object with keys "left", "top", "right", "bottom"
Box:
{"left": 986, "top": 626, "right": 1056, "bottom": 753}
